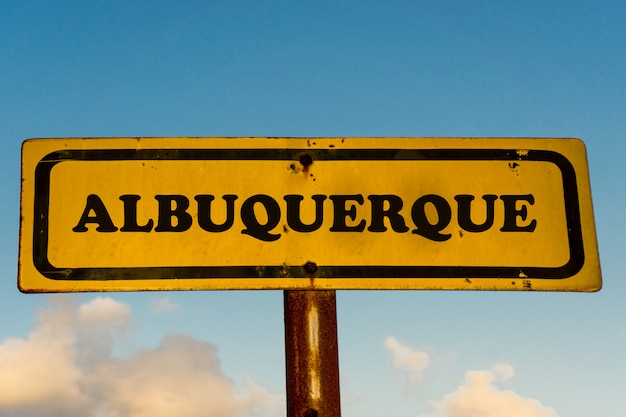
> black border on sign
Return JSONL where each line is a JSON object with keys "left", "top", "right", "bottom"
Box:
{"left": 32, "top": 148, "right": 584, "bottom": 281}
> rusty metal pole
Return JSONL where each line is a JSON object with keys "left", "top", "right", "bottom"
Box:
{"left": 284, "top": 290, "right": 341, "bottom": 417}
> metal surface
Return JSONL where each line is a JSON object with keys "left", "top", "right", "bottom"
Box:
{"left": 284, "top": 290, "right": 341, "bottom": 417}
{"left": 19, "top": 137, "right": 601, "bottom": 292}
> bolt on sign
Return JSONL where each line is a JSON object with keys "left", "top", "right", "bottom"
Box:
{"left": 19, "top": 137, "right": 601, "bottom": 292}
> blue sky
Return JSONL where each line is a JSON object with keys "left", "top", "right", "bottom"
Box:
{"left": 2, "top": 1, "right": 625, "bottom": 416}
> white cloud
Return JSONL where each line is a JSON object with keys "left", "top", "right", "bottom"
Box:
{"left": 419, "top": 363, "right": 559, "bottom": 417}
{"left": 385, "top": 336, "right": 431, "bottom": 384}
{"left": 79, "top": 297, "right": 131, "bottom": 324}
{"left": 149, "top": 297, "right": 179, "bottom": 313}
{"left": 84, "top": 334, "right": 281, "bottom": 417}
{"left": 0, "top": 296, "right": 88, "bottom": 416}
{"left": 491, "top": 362, "right": 515, "bottom": 383}
{"left": 0, "top": 296, "right": 283, "bottom": 417}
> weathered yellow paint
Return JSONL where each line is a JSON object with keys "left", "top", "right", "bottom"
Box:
{"left": 19, "top": 137, "right": 601, "bottom": 292}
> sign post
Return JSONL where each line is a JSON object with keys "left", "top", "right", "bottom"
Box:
{"left": 19, "top": 137, "right": 602, "bottom": 417}
{"left": 284, "top": 290, "right": 341, "bottom": 417}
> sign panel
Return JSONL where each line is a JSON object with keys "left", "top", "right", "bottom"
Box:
{"left": 19, "top": 137, "right": 601, "bottom": 292}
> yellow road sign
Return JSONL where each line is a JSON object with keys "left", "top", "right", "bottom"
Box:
{"left": 19, "top": 137, "right": 601, "bottom": 292}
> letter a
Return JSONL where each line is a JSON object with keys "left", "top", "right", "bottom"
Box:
{"left": 72, "top": 194, "right": 118, "bottom": 232}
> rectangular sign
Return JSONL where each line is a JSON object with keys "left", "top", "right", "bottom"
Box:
{"left": 19, "top": 137, "right": 601, "bottom": 292}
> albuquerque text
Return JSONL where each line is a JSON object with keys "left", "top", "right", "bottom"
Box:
{"left": 72, "top": 193, "right": 537, "bottom": 242}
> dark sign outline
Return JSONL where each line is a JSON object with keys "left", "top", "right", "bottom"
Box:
{"left": 33, "top": 148, "right": 584, "bottom": 281}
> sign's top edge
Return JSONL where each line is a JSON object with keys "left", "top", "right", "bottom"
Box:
{"left": 23, "top": 136, "right": 584, "bottom": 142}
{"left": 21, "top": 137, "right": 589, "bottom": 160}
